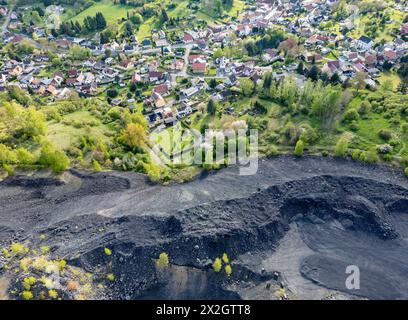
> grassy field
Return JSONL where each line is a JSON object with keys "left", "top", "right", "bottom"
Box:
{"left": 136, "top": 17, "right": 155, "bottom": 42}
{"left": 68, "top": 0, "right": 130, "bottom": 25}
{"left": 378, "top": 72, "right": 401, "bottom": 91}
{"left": 226, "top": 0, "right": 245, "bottom": 17}
{"left": 47, "top": 110, "right": 113, "bottom": 150}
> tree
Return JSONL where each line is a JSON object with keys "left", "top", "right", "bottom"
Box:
{"left": 353, "top": 72, "right": 367, "bottom": 92}
{"left": 69, "top": 45, "right": 91, "bottom": 61}
{"left": 209, "top": 78, "right": 218, "bottom": 89}
{"left": 311, "top": 83, "right": 342, "bottom": 128}
{"left": 296, "top": 61, "right": 304, "bottom": 75}
{"left": 330, "top": 73, "right": 340, "bottom": 84}
{"left": 207, "top": 99, "right": 217, "bottom": 115}
{"left": 129, "top": 13, "right": 143, "bottom": 26}
{"left": 123, "top": 21, "right": 133, "bottom": 37}
{"left": 294, "top": 140, "right": 304, "bottom": 157}
{"left": 120, "top": 123, "right": 147, "bottom": 149}
{"left": 240, "top": 78, "right": 255, "bottom": 96}
{"left": 308, "top": 65, "right": 320, "bottom": 81}
{"left": 334, "top": 137, "right": 348, "bottom": 157}
{"left": 262, "top": 72, "right": 273, "bottom": 91}
{"left": 107, "top": 89, "right": 118, "bottom": 98}
{"left": 95, "top": 12, "right": 107, "bottom": 30}
{"left": 161, "top": 9, "right": 169, "bottom": 23}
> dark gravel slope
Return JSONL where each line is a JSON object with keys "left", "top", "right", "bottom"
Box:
{"left": 0, "top": 156, "right": 407, "bottom": 299}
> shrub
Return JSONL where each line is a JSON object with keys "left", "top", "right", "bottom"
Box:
{"left": 342, "top": 109, "right": 359, "bottom": 122}
{"left": 349, "top": 121, "right": 359, "bottom": 131}
{"left": 294, "top": 140, "right": 304, "bottom": 157}
{"left": 10, "top": 242, "right": 27, "bottom": 255}
{"left": 106, "top": 273, "right": 115, "bottom": 282}
{"left": 360, "top": 149, "right": 379, "bottom": 163}
{"left": 104, "top": 248, "right": 112, "bottom": 256}
{"left": 351, "top": 149, "right": 362, "bottom": 160}
{"left": 376, "top": 144, "right": 393, "bottom": 154}
{"left": 378, "top": 129, "right": 393, "bottom": 141}
{"left": 405, "top": 167, "right": 408, "bottom": 177}
{"left": 16, "top": 148, "right": 35, "bottom": 165}
{"left": 92, "top": 159, "right": 102, "bottom": 172}
{"left": 213, "top": 257, "right": 222, "bottom": 272}
{"left": 0, "top": 144, "right": 17, "bottom": 165}
{"left": 48, "top": 290, "right": 58, "bottom": 299}
{"left": 2, "top": 164, "right": 14, "bottom": 176}
{"left": 222, "top": 253, "right": 229, "bottom": 264}
{"left": 107, "top": 89, "right": 118, "bottom": 98}
{"left": 401, "top": 123, "right": 408, "bottom": 135}
{"left": 156, "top": 252, "right": 169, "bottom": 269}
{"left": 39, "top": 145, "right": 70, "bottom": 174}
{"left": 299, "top": 125, "right": 318, "bottom": 144}
{"left": 264, "top": 145, "right": 278, "bottom": 157}
{"left": 225, "top": 265, "right": 232, "bottom": 277}
{"left": 334, "top": 137, "right": 348, "bottom": 157}
{"left": 358, "top": 101, "right": 371, "bottom": 115}
{"left": 22, "top": 291, "right": 33, "bottom": 300}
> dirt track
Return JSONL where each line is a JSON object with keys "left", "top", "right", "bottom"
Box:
{"left": 0, "top": 156, "right": 407, "bottom": 299}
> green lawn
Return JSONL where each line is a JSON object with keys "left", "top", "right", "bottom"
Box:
{"left": 68, "top": 1, "right": 130, "bottom": 25}
{"left": 47, "top": 111, "right": 113, "bottom": 150}
{"left": 136, "top": 17, "right": 155, "bottom": 42}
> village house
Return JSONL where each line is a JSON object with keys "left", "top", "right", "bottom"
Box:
{"left": 181, "top": 86, "right": 200, "bottom": 99}
{"left": 357, "top": 36, "right": 374, "bottom": 51}
{"left": 192, "top": 62, "right": 206, "bottom": 74}
{"left": 153, "top": 83, "right": 170, "bottom": 96}
{"left": 148, "top": 71, "right": 164, "bottom": 82}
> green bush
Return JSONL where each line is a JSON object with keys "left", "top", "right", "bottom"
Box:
{"left": 92, "top": 159, "right": 102, "bottom": 172}
{"left": 358, "top": 101, "right": 371, "bottom": 115}
{"left": 39, "top": 145, "right": 70, "bottom": 174}
{"left": 378, "top": 129, "right": 393, "bottom": 141}
{"left": 401, "top": 123, "right": 408, "bottom": 135}
{"left": 294, "top": 140, "right": 304, "bottom": 157}
{"left": 16, "top": 148, "right": 35, "bottom": 165}
{"left": 2, "top": 164, "right": 14, "bottom": 176}
{"left": 405, "top": 167, "right": 408, "bottom": 177}
{"left": 334, "top": 137, "right": 348, "bottom": 157}
{"left": 342, "top": 109, "right": 359, "bottom": 122}
{"left": 264, "top": 145, "right": 278, "bottom": 157}
{"left": 351, "top": 149, "right": 361, "bottom": 160}
{"left": 0, "top": 144, "right": 17, "bottom": 165}
{"left": 360, "top": 149, "right": 379, "bottom": 164}
{"left": 299, "top": 124, "right": 318, "bottom": 144}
